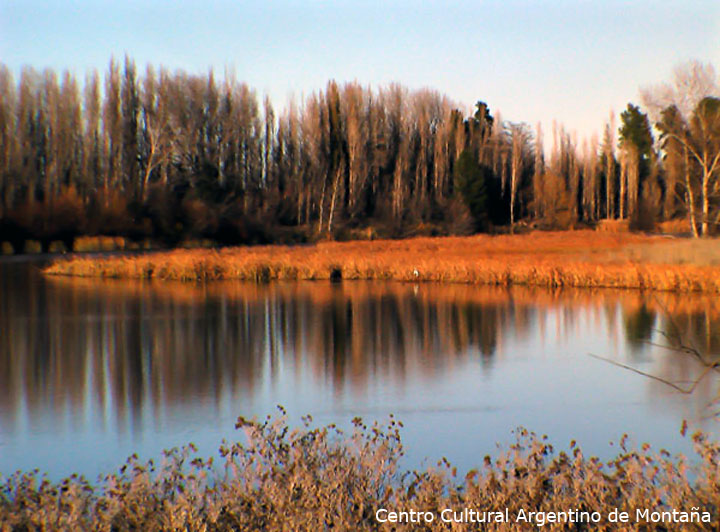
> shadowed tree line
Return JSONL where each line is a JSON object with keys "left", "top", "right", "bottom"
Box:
{"left": 0, "top": 275, "right": 531, "bottom": 433}
{"left": 0, "top": 58, "right": 719, "bottom": 252}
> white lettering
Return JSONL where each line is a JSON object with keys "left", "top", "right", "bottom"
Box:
{"left": 374, "top": 509, "right": 434, "bottom": 523}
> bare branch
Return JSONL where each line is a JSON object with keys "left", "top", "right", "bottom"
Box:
{"left": 588, "top": 353, "right": 716, "bottom": 395}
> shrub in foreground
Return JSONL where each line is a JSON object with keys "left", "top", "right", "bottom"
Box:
{"left": 1, "top": 412, "right": 719, "bottom": 530}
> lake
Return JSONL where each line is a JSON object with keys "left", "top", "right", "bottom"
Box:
{"left": 1, "top": 257, "right": 719, "bottom": 480}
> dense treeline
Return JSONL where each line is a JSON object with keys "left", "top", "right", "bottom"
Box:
{"left": 0, "top": 58, "right": 718, "bottom": 252}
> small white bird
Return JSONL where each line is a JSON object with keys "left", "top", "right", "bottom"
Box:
{"left": 413, "top": 269, "right": 419, "bottom": 278}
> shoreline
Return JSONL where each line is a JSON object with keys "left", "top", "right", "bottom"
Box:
{"left": 44, "top": 231, "right": 720, "bottom": 293}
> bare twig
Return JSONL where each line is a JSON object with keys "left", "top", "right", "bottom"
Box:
{"left": 591, "top": 297, "right": 720, "bottom": 415}
{"left": 652, "top": 329, "right": 706, "bottom": 361}
{"left": 651, "top": 295, "right": 705, "bottom": 362}
{"left": 588, "top": 353, "right": 693, "bottom": 393}
{"left": 588, "top": 353, "right": 718, "bottom": 394}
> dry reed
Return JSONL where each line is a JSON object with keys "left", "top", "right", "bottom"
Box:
{"left": 45, "top": 231, "right": 720, "bottom": 292}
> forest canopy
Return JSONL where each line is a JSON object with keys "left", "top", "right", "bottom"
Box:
{"left": 0, "top": 58, "right": 718, "bottom": 252}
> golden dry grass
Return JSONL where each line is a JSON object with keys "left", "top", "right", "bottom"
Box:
{"left": 45, "top": 231, "right": 720, "bottom": 292}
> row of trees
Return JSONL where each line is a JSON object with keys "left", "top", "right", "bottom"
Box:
{"left": 641, "top": 62, "right": 720, "bottom": 237}
{"left": 0, "top": 58, "right": 718, "bottom": 251}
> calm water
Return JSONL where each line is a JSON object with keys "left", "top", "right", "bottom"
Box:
{"left": 1, "top": 258, "right": 719, "bottom": 480}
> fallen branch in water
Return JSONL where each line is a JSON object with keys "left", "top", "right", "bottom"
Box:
{"left": 588, "top": 352, "right": 718, "bottom": 394}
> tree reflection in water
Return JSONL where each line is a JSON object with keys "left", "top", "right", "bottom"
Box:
{"left": 1, "top": 261, "right": 719, "bottom": 477}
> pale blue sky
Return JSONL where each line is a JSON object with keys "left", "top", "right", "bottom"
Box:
{"left": 1, "top": 0, "right": 719, "bottom": 141}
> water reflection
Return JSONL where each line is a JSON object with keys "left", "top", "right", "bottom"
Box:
{"left": 623, "top": 303, "right": 656, "bottom": 350}
{"left": 1, "top": 261, "right": 719, "bottom": 478}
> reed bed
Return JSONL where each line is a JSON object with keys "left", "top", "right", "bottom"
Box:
{"left": 1, "top": 412, "right": 719, "bottom": 531}
{"left": 45, "top": 231, "right": 720, "bottom": 292}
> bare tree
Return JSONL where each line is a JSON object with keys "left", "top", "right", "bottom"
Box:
{"left": 139, "top": 65, "right": 175, "bottom": 200}
{"left": 658, "top": 97, "right": 720, "bottom": 236}
{"left": 84, "top": 70, "right": 102, "bottom": 191}
{"left": 580, "top": 137, "right": 597, "bottom": 222}
{"left": 645, "top": 61, "right": 720, "bottom": 236}
{"left": 507, "top": 122, "right": 532, "bottom": 232}
{"left": 0, "top": 65, "right": 16, "bottom": 214}
{"left": 602, "top": 113, "right": 616, "bottom": 219}
{"left": 42, "top": 70, "right": 60, "bottom": 198}
{"left": 121, "top": 57, "right": 140, "bottom": 196}
{"left": 641, "top": 61, "right": 718, "bottom": 122}
{"left": 567, "top": 131, "right": 581, "bottom": 225}
{"left": 342, "top": 82, "right": 367, "bottom": 217}
{"left": 263, "top": 95, "right": 275, "bottom": 198}
{"left": 5, "top": 56, "right": 651, "bottom": 244}
{"left": 532, "top": 122, "right": 544, "bottom": 220}
{"left": 58, "top": 71, "right": 83, "bottom": 192}
{"left": 103, "top": 58, "right": 122, "bottom": 192}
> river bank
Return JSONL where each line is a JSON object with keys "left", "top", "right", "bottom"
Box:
{"left": 44, "top": 231, "right": 720, "bottom": 292}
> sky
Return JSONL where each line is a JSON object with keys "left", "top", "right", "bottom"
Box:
{"left": 1, "top": 0, "right": 719, "bottom": 143}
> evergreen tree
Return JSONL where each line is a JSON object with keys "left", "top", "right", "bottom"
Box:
{"left": 454, "top": 149, "right": 489, "bottom": 229}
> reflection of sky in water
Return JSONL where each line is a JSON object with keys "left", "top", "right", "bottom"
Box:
{"left": 0, "top": 260, "right": 719, "bottom": 480}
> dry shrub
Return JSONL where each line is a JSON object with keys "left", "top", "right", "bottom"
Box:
{"left": 143, "top": 184, "right": 184, "bottom": 245}
{"left": 86, "top": 187, "right": 132, "bottom": 237}
{"left": 2, "top": 187, "right": 86, "bottom": 252}
{"left": 533, "top": 172, "right": 575, "bottom": 230}
{"left": 658, "top": 218, "right": 692, "bottom": 235}
{"left": 630, "top": 187, "right": 660, "bottom": 233}
{"left": 333, "top": 223, "right": 376, "bottom": 242}
{"left": 630, "top": 207, "right": 656, "bottom": 233}
{"left": 73, "top": 236, "right": 127, "bottom": 252}
{"left": 596, "top": 219, "right": 630, "bottom": 233}
{"left": 1, "top": 412, "right": 720, "bottom": 530}
{"left": 182, "top": 197, "right": 219, "bottom": 238}
{"left": 3, "top": 195, "right": 42, "bottom": 253}
{"left": 45, "top": 186, "right": 86, "bottom": 251}
{"left": 436, "top": 196, "right": 475, "bottom": 236}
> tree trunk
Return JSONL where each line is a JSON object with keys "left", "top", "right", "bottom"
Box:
{"left": 701, "top": 169, "right": 709, "bottom": 237}
{"left": 297, "top": 182, "right": 304, "bottom": 225}
{"left": 327, "top": 168, "right": 341, "bottom": 234}
{"left": 510, "top": 166, "right": 517, "bottom": 234}
{"left": 627, "top": 148, "right": 639, "bottom": 220}
{"left": 619, "top": 153, "right": 626, "bottom": 220}
{"left": 141, "top": 143, "right": 155, "bottom": 201}
{"left": 684, "top": 146, "right": 699, "bottom": 238}
{"left": 317, "top": 177, "right": 327, "bottom": 233}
